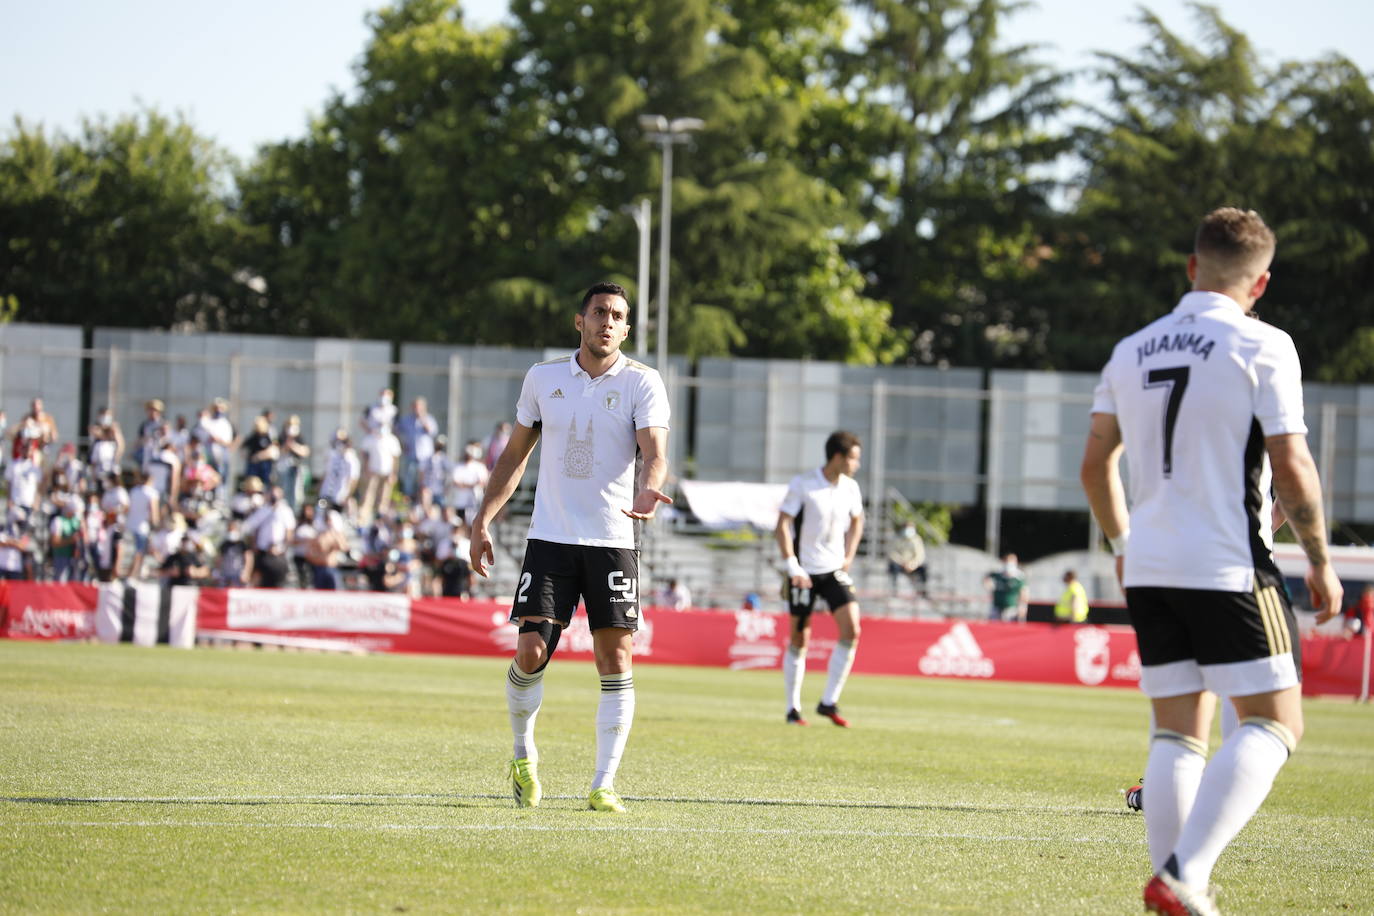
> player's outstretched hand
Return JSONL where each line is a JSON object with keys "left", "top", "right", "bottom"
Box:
{"left": 1307, "top": 561, "right": 1344, "bottom": 624}
{"left": 470, "top": 527, "right": 495, "bottom": 578}
{"left": 623, "top": 488, "right": 673, "bottom": 520}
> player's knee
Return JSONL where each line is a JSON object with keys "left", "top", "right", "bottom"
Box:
{"left": 1243, "top": 715, "right": 1302, "bottom": 749}
{"left": 516, "top": 619, "right": 561, "bottom": 673}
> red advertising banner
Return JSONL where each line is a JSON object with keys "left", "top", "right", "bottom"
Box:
{"left": 0, "top": 582, "right": 100, "bottom": 641}
{"left": 3, "top": 584, "right": 1365, "bottom": 696}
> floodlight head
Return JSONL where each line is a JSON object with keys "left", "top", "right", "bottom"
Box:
{"left": 638, "top": 114, "right": 668, "bottom": 132}
{"left": 668, "top": 117, "right": 706, "bottom": 134}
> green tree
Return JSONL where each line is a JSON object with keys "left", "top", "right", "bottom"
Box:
{"left": 1053, "top": 4, "right": 1374, "bottom": 378}
{"left": 838, "top": 0, "right": 1070, "bottom": 368}
{"left": 0, "top": 112, "right": 265, "bottom": 329}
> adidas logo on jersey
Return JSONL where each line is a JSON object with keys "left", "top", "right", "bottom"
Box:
{"left": 550, "top": 388, "right": 565, "bottom": 399}
{"left": 918, "top": 622, "right": 994, "bottom": 678}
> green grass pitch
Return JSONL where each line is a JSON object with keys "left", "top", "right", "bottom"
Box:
{"left": 1, "top": 640, "right": 1371, "bottom": 913}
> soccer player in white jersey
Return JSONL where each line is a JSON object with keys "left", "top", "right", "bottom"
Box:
{"left": 1080, "top": 208, "right": 1342, "bottom": 916}
{"left": 775, "top": 431, "right": 865, "bottom": 727}
{"left": 470, "top": 281, "right": 671, "bottom": 814}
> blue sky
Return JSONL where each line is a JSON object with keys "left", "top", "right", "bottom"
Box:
{"left": 2, "top": 0, "right": 1370, "bottom": 162}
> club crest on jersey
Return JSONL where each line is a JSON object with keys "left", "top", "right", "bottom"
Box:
{"left": 563, "top": 416, "right": 594, "bottom": 479}
{"left": 604, "top": 391, "right": 621, "bottom": 411}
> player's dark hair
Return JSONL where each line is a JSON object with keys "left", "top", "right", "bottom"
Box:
{"left": 825, "top": 430, "right": 861, "bottom": 462}
{"left": 580, "top": 281, "right": 629, "bottom": 313}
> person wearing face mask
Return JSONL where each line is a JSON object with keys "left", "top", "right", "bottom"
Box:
{"left": 886, "top": 523, "right": 927, "bottom": 598}
{"left": 449, "top": 439, "right": 490, "bottom": 525}
{"left": 983, "top": 552, "right": 1028, "bottom": 622}
{"left": 243, "top": 485, "right": 297, "bottom": 588}
{"left": 215, "top": 520, "right": 250, "bottom": 587}
{"left": 87, "top": 406, "right": 125, "bottom": 485}
{"left": 277, "top": 415, "right": 311, "bottom": 511}
{"left": 318, "top": 430, "right": 361, "bottom": 517}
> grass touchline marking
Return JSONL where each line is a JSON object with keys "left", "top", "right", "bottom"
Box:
{"left": 4, "top": 819, "right": 1136, "bottom": 842}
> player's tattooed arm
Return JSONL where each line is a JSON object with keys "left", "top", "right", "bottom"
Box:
{"left": 1268, "top": 432, "right": 1343, "bottom": 621}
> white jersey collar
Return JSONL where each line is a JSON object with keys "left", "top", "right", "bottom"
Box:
{"left": 569, "top": 349, "right": 627, "bottom": 380}
{"left": 1175, "top": 290, "right": 1245, "bottom": 316}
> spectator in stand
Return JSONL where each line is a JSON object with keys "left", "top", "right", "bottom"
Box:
{"left": 135, "top": 399, "right": 165, "bottom": 468}
{"left": 159, "top": 531, "right": 209, "bottom": 587}
{"left": 358, "top": 418, "right": 401, "bottom": 524}
{"left": 23, "top": 398, "right": 59, "bottom": 455}
{"left": 397, "top": 396, "right": 438, "bottom": 501}
{"left": 449, "top": 440, "right": 490, "bottom": 524}
{"left": 242, "top": 414, "right": 279, "bottom": 487}
{"left": 199, "top": 398, "right": 236, "bottom": 490}
{"left": 169, "top": 414, "right": 192, "bottom": 454}
{"left": 291, "top": 502, "right": 316, "bottom": 587}
{"left": 82, "top": 493, "right": 104, "bottom": 581}
{"left": 419, "top": 435, "right": 451, "bottom": 513}
{"left": 5, "top": 442, "right": 43, "bottom": 531}
{"left": 178, "top": 442, "right": 222, "bottom": 524}
{"left": 0, "top": 514, "right": 33, "bottom": 580}
{"left": 277, "top": 415, "right": 311, "bottom": 511}
{"left": 984, "top": 552, "right": 1028, "bottom": 622}
{"left": 92, "top": 504, "right": 125, "bottom": 582}
{"left": 44, "top": 443, "right": 86, "bottom": 506}
{"left": 483, "top": 421, "right": 512, "bottom": 471}
{"left": 362, "top": 387, "right": 398, "bottom": 439}
{"left": 1053, "top": 569, "right": 1090, "bottom": 624}
{"left": 125, "top": 470, "right": 161, "bottom": 579}
{"left": 229, "top": 475, "right": 266, "bottom": 522}
{"left": 146, "top": 432, "right": 182, "bottom": 505}
{"left": 435, "top": 518, "right": 472, "bottom": 598}
{"left": 215, "top": 519, "right": 251, "bottom": 587}
{"left": 886, "top": 523, "right": 928, "bottom": 596}
{"left": 243, "top": 485, "right": 296, "bottom": 588}
{"left": 100, "top": 472, "right": 129, "bottom": 518}
{"left": 149, "top": 512, "right": 186, "bottom": 570}
{"left": 304, "top": 509, "right": 351, "bottom": 590}
{"left": 48, "top": 499, "right": 82, "bottom": 583}
{"left": 318, "top": 429, "right": 361, "bottom": 518}
{"left": 87, "top": 406, "right": 125, "bottom": 484}
{"left": 656, "top": 578, "right": 692, "bottom": 611}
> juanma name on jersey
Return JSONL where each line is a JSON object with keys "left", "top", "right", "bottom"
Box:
{"left": 1135, "top": 332, "right": 1215, "bottom": 366}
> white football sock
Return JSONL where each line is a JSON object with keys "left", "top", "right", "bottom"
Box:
{"left": 505, "top": 661, "right": 544, "bottom": 761}
{"left": 783, "top": 645, "right": 805, "bottom": 712}
{"left": 820, "top": 639, "right": 857, "bottom": 706}
{"left": 1143, "top": 730, "right": 1208, "bottom": 874}
{"left": 1219, "top": 698, "right": 1239, "bottom": 739}
{"left": 1172, "top": 719, "right": 1294, "bottom": 890}
{"left": 592, "top": 671, "right": 635, "bottom": 791}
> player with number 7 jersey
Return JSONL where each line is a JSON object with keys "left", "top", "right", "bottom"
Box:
{"left": 1081, "top": 208, "right": 1343, "bottom": 914}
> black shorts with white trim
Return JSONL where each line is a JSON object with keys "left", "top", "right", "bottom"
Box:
{"left": 789, "top": 569, "right": 858, "bottom": 619}
{"left": 509, "top": 539, "right": 640, "bottom": 632}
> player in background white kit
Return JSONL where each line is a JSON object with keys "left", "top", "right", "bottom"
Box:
{"left": 470, "top": 282, "right": 671, "bottom": 815}
{"left": 1081, "top": 208, "right": 1342, "bottom": 916}
{"left": 775, "top": 431, "right": 865, "bottom": 727}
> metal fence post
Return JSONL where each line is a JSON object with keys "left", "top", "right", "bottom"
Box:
{"left": 868, "top": 379, "right": 888, "bottom": 559}
{"left": 985, "top": 387, "right": 1003, "bottom": 558}
{"left": 447, "top": 354, "right": 464, "bottom": 443}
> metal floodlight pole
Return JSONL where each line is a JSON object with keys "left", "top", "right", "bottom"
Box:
{"left": 638, "top": 114, "right": 704, "bottom": 371}
{"left": 633, "top": 197, "right": 651, "bottom": 359}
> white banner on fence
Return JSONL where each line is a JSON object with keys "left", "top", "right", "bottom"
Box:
{"left": 226, "top": 589, "right": 411, "bottom": 634}
{"left": 679, "top": 480, "right": 788, "bottom": 531}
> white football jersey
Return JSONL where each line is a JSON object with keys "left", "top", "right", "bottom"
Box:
{"left": 1092, "top": 291, "right": 1307, "bottom": 592}
{"left": 779, "top": 468, "right": 864, "bottom": 575}
{"left": 516, "top": 351, "right": 670, "bottom": 548}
